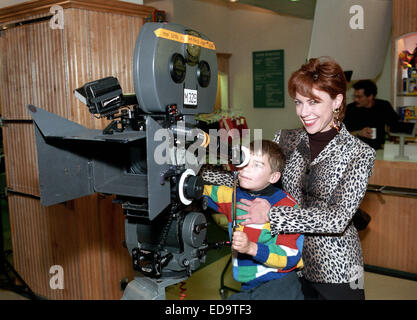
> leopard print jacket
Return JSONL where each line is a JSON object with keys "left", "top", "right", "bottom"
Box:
{"left": 202, "top": 124, "right": 376, "bottom": 283}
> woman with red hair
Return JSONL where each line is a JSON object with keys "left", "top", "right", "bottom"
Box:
{"left": 204, "top": 57, "right": 375, "bottom": 299}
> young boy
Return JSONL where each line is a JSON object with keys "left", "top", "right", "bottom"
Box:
{"left": 203, "top": 140, "right": 304, "bottom": 300}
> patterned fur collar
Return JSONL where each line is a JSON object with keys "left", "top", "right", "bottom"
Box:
{"left": 294, "top": 123, "right": 356, "bottom": 166}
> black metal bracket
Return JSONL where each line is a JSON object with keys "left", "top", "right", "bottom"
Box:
{"left": 367, "top": 184, "right": 417, "bottom": 199}
{"left": 0, "top": 15, "right": 53, "bottom": 33}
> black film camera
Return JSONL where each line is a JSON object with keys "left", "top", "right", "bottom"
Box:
{"left": 28, "top": 22, "right": 219, "bottom": 299}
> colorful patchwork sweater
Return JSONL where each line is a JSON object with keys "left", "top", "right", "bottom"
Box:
{"left": 203, "top": 184, "right": 304, "bottom": 290}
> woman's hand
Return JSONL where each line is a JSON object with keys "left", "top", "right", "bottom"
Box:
{"left": 237, "top": 198, "right": 271, "bottom": 226}
{"left": 232, "top": 230, "right": 257, "bottom": 256}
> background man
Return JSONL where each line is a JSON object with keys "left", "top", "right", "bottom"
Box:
{"left": 343, "top": 80, "right": 399, "bottom": 150}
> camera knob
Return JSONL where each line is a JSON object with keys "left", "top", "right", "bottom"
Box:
{"left": 178, "top": 169, "right": 204, "bottom": 205}
{"left": 183, "top": 175, "right": 204, "bottom": 200}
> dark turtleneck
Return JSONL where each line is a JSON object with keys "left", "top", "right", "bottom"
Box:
{"left": 308, "top": 128, "right": 338, "bottom": 161}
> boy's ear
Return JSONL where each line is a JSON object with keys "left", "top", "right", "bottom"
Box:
{"left": 269, "top": 171, "right": 281, "bottom": 184}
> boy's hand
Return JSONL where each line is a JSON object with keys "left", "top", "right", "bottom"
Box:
{"left": 232, "top": 230, "right": 257, "bottom": 256}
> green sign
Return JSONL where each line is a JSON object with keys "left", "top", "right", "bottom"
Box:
{"left": 253, "top": 50, "right": 284, "bottom": 108}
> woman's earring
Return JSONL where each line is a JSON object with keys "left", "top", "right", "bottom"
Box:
{"left": 331, "top": 108, "right": 340, "bottom": 133}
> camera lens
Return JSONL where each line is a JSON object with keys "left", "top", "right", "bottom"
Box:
{"left": 197, "top": 60, "right": 211, "bottom": 87}
{"left": 169, "top": 53, "right": 186, "bottom": 83}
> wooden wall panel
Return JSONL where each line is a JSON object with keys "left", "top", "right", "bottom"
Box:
{"left": 359, "top": 160, "right": 417, "bottom": 274}
{"left": 374, "top": 3, "right": 416, "bottom": 274}
{"left": 30, "top": 16, "right": 68, "bottom": 118}
{"left": 0, "top": 1, "right": 153, "bottom": 300}
{"left": 7, "top": 195, "right": 52, "bottom": 297}
{"left": 2, "top": 123, "right": 39, "bottom": 196}
{"left": 0, "top": 24, "right": 33, "bottom": 120}
{"left": 8, "top": 193, "right": 131, "bottom": 300}
{"left": 88, "top": 11, "right": 141, "bottom": 130}
{"left": 62, "top": 9, "right": 145, "bottom": 130}
{"left": 44, "top": 202, "right": 83, "bottom": 300}
{"left": 360, "top": 193, "right": 417, "bottom": 274}
{"left": 64, "top": 8, "right": 95, "bottom": 128}
{"left": 0, "top": 0, "right": 155, "bottom": 24}
{"left": 130, "top": 15, "right": 143, "bottom": 52}
{"left": 0, "top": 13, "right": 68, "bottom": 120}
{"left": 73, "top": 194, "right": 104, "bottom": 299}
{"left": 368, "top": 160, "right": 417, "bottom": 189}
{"left": 392, "top": 0, "right": 417, "bottom": 100}
{"left": 98, "top": 196, "right": 133, "bottom": 300}
{"left": 393, "top": 0, "right": 417, "bottom": 39}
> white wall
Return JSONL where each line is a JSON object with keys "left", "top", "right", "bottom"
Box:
{"left": 309, "top": 0, "right": 392, "bottom": 81}
{"left": 346, "top": 39, "right": 392, "bottom": 106}
{"left": 146, "top": 0, "right": 232, "bottom": 53}
{"left": 374, "top": 38, "right": 392, "bottom": 104}
{"left": 227, "top": 7, "right": 312, "bottom": 139}
{"left": 310, "top": 0, "right": 393, "bottom": 106}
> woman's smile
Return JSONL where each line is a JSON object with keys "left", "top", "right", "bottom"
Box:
{"left": 302, "top": 118, "right": 318, "bottom": 127}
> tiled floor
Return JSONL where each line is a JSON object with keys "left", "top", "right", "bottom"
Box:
{"left": 0, "top": 289, "right": 28, "bottom": 300}
{"left": 2, "top": 254, "right": 416, "bottom": 300}
{"left": 165, "top": 255, "right": 417, "bottom": 300}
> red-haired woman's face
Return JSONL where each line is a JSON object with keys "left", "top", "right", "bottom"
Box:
{"left": 294, "top": 88, "right": 343, "bottom": 134}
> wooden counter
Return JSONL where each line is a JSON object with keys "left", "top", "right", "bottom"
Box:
{"left": 359, "top": 159, "right": 417, "bottom": 275}
{"left": 365, "top": 0, "right": 417, "bottom": 276}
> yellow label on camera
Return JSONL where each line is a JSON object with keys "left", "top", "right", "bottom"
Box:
{"left": 154, "top": 28, "right": 216, "bottom": 50}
